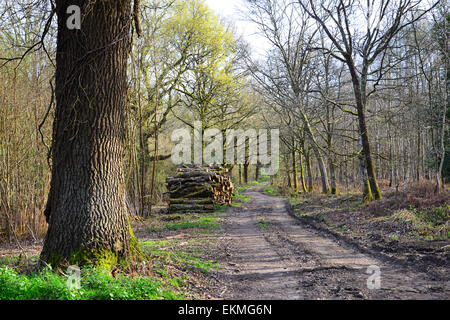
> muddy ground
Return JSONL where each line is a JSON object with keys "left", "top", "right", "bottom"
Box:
{"left": 288, "top": 189, "right": 449, "bottom": 281}
{"left": 210, "top": 184, "right": 449, "bottom": 300}
{"left": 1, "top": 184, "right": 448, "bottom": 300}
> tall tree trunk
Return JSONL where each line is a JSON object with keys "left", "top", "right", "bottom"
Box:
{"left": 41, "top": 0, "right": 135, "bottom": 266}
{"left": 301, "top": 114, "right": 330, "bottom": 193}
{"left": 349, "top": 62, "right": 382, "bottom": 200}
{"left": 255, "top": 161, "right": 260, "bottom": 181}
{"left": 243, "top": 161, "right": 249, "bottom": 185}
{"left": 138, "top": 72, "right": 146, "bottom": 217}
{"left": 314, "top": 151, "right": 329, "bottom": 194}
{"left": 149, "top": 132, "right": 158, "bottom": 216}
{"left": 329, "top": 159, "right": 337, "bottom": 195}
{"left": 389, "top": 132, "right": 394, "bottom": 188}
{"left": 327, "top": 128, "right": 337, "bottom": 195}
{"left": 416, "top": 125, "right": 421, "bottom": 182}
{"left": 238, "top": 164, "right": 242, "bottom": 185}
{"left": 284, "top": 153, "right": 292, "bottom": 188}
{"left": 359, "top": 137, "right": 372, "bottom": 202}
{"left": 148, "top": 71, "right": 160, "bottom": 216}
{"left": 298, "top": 152, "right": 307, "bottom": 193}
{"left": 292, "top": 147, "right": 299, "bottom": 192}
{"left": 305, "top": 150, "right": 314, "bottom": 192}
{"left": 436, "top": 13, "right": 449, "bottom": 193}
{"left": 344, "top": 141, "right": 349, "bottom": 191}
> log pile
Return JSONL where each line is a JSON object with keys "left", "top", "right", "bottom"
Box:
{"left": 166, "top": 165, "right": 234, "bottom": 214}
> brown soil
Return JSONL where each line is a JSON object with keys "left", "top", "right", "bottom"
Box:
{"left": 212, "top": 184, "right": 449, "bottom": 300}
{"left": 1, "top": 185, "right": 448, "bottom": 300}
{"left": 289, "top": 190, "right": 449, "bottom": 280}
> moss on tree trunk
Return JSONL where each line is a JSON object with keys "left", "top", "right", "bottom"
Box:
{"left": 40, "top": 0, "right": 136, "bottom": 268}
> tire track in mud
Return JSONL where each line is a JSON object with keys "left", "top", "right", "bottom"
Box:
{"left": 215, "top": 185, "right": 449, "bottom": 300}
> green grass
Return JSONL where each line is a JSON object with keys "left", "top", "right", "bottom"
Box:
{"left": 332, "top": 224, "right": 349, "bottom": 231}
{"left": 296, "top": 212, "right": 327, "bottom": 223}
{"left": 263, "top": 185, "right": 276, "bottom": 195}
{"left": 165, "top": 218, "right": 220, "bottom": 231}
{"left": 0, "top": 256, "right": 21, "bottom": 266}
{"left": 0, "top": 237, "right": 220, "bottom": 300}
{"left": 0, "top": 265, "right": 182, "bottom": 300}
{"left": 139, "top": 241, "right": 218, "bottom": 275}
{"left": 231, "top": 190, "right": 252, "bottom": 208}
{"left": 235, "top": 179, "right": 266, "bottom": 193}
{"left": 376, "top": 204, "right": 449, "bottom": 241}
{"left": 257, "top": 217, "right": 269, "bottom": 229}
{"left": 233, "top": 191, "right": 251, "bottom": 203}
{"left": 147, "top": 209, "right": 223, "bottom": 232}
{"left": 0, "top": 201, "right": 227, "bottom": 301}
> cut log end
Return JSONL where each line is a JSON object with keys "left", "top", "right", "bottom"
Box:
{"left": 166, "top": 165, "right": 233, "bottom": 214}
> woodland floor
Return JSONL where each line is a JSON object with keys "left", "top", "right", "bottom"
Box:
{"left": 1, "top": 183, "right": 448, "bottom": 300}
{"left": 134, "top": 182, "right": 449, "bottom": 299}
{"left": 211, "top": 184, "right": 449, "bottom": 299}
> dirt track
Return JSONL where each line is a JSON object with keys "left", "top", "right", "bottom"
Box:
{"left": 215, "top": 185, "right": 449, "bottom": 300}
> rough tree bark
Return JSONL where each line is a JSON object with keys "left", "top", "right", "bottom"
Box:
{"left": 255, "top": 161, "right": 260, "bottom": 181}
{"left": 40, "top": 0, "right": 136, "bottom": 266}
{"left": 305, "top": 149, "right": 314, "bottom": 192}
{"left": 349, "top": 62, "right": 382, "bottom": 200}
{"left": 298, "top": 151, "right": 307, "bottom": 193}
{"left": 243, "top": 161, "right": 249, "bottom": 185}
{"left": 292, "top": 147, "right": 299, "bottom": 193}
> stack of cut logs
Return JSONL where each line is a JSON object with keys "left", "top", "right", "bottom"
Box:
{"left": 166, "top": 165, "right": 234, "bottom": 214}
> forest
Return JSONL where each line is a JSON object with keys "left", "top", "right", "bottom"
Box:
{"left": 0, "top": 0, "right": 448, "bottom": 301}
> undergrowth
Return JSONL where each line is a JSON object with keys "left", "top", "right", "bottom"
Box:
{"left": 0, "top": 264, "right": 182, "bottom": 300}
{"left": 147, "top": 209, "right": 223, "bottom": 232}
{"left": 257, "top": 217, "right": 269, "bottom": 229}
{"left": 376, "top": 205, "right": 449, "bottom": 241}
{"left": 139, "top": 240, "right": 218, "bottom": 275}
{"left": 0, "top": 234, "right": 221, "bottom": 300}
{"left": 233, "top": 191, "right": 251, "bottom": 204}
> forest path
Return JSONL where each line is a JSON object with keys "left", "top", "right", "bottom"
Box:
{"left": 215, "top": 184, "right": 449, "bottom": 300}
